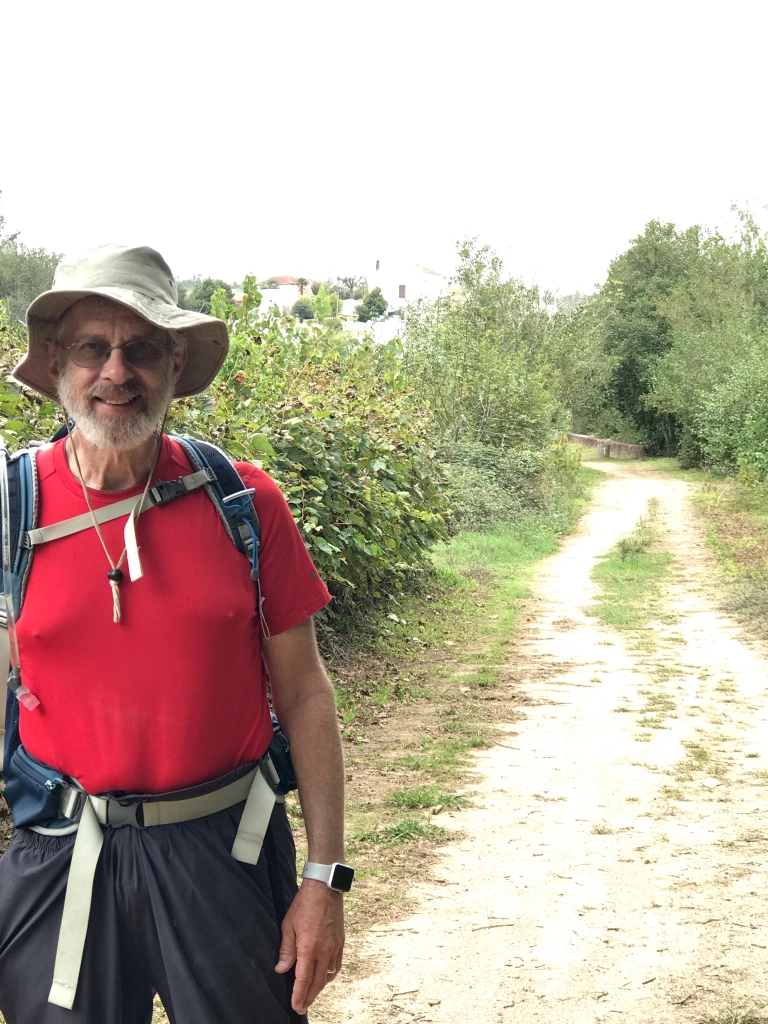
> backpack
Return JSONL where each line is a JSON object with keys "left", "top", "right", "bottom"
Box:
{"left": 0, "top": 430, "right": 293, "bottom": 818}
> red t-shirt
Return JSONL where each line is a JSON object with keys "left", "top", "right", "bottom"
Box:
{"left": 16, "top": 436, "right": 331, "bottom": 795}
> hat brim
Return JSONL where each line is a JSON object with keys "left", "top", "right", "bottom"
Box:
{"left": 13, "top": 286, "right": 229, "bottom": 401}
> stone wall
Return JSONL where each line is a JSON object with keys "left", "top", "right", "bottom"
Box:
{"left": 567, "top": 433, "right": 645, "bottom": 459}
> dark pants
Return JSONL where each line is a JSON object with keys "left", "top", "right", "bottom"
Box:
{"left": 0, "top": 802, "right": 307, "bottom": 1024}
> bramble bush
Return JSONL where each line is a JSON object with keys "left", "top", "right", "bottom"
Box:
{"left": 168, "top": 293, "right": 450, "bottom": 617}
{"left": 0, "top": 297, "right": 448, "bottom": 622}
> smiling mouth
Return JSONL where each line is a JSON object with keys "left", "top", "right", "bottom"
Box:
{"left": 94, "top": 396, "right": 140, "bottom": 407}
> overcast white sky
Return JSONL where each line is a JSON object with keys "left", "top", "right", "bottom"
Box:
{"left": 3, "top": 0, "right": 768, "bottom": 294}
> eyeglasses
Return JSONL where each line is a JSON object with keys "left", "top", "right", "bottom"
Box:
{"left": 60, "top": 337, "right": 170, "bottom": 369}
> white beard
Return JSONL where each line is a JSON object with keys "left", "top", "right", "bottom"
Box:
{"left": 57, "top": 363, "right": 174, "bottom": 452}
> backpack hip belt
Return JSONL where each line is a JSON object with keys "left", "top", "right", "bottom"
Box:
{"left": 46, "top": 756, "right": 283, "bottom": 1010}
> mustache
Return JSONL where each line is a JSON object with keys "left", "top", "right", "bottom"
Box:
{"left": 88, "top": 382, "right": 145, "bottom": 401}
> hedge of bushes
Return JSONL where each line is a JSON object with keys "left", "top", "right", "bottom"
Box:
{"left": 0, "top": 300, "right": 448, "bottom": 620}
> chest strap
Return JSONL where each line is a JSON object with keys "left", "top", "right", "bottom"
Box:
{"left": 21, "top": 468, "right": 214, "bottom": 549}
{"left": 44, "top": 762, "right": 279, "bottom": 1010}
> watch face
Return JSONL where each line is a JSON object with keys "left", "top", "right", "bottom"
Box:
{"left": 330, "top": 863, "right": 355, "bottom": 892}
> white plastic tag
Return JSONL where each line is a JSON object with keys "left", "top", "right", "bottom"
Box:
{"left": 124, "top": 501, "right": 144, "bottom": 581}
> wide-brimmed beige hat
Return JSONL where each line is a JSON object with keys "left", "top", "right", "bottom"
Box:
{"left": 14, "top": 244, "right": 230, "bottom": 400}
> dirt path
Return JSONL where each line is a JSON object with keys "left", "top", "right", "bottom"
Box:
{"left": 318, "top": 460, "right": 768, "bottom": 1023}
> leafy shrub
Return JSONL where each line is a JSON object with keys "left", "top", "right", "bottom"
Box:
{"left": 291, "top": 298, "right": 314, "bottom": 321}
{"left": 436, "top": 436, "right": 582, "bottom": 533}
{"left": 676, "top": 426, "right": 706, "bottom": 469}
{"left": 0, "top": 298, "right": 449, "bottom": 622}
{"left": 0, "top": 301, "right": 61, "bottom": 442}
{"left": 171, "top": 302, "right": 449, "bottom": 617}
{"left": 356, "top": 286, "right": 388, "bottom": 322}
{"left": 440, "top": 461, "right": 525, "bottom": 532}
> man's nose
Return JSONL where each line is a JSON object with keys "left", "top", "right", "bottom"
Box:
{"left": 99, "top": 346, "right": 134, "bottom": 385}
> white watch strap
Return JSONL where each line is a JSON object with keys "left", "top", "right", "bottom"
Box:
{"left": 302, "top": 862, "right": 334, "bottom": 885}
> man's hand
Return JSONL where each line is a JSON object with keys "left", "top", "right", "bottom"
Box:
{"left": 275, "top": 879, "right": 345, "bottom": 1014}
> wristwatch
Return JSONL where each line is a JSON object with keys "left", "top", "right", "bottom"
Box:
{"left": 302, "top": 861, "right": 355, "bottom": 892}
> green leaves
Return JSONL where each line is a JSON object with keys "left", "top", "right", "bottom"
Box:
{"left": 169, "top": 308, "right": 449, "bottom": 616}
{"left": 249, "top": 433, "right": 275, "bottom": 456}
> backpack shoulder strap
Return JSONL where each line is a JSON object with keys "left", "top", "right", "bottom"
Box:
{"left": 171, "top": 434, "right": 267, "bottom": 635}
{"left": 1, "top": 447, "right": 38, "bottom": 775}
{"left": 171, "top": 435, "right": 265, "bottom": 613}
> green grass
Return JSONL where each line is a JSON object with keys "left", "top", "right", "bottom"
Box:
{"left": 391, "top": 785, "right": 467, "bottom": 809}
{"left": 590, "top": 499, "right": 673, "bottom": 630}
{"left": 428, "top": 467, "right": 600, "bottom": 668}
{"left": 701, "top": 1005, "right": 767, "bottom": 1024}
{"left": 387, "top": 734, "right": 489, "bottom": 774}
{"left": 351, "top": 818, "right": 446, "bottom": 845}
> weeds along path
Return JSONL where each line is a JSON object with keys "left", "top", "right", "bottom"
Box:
{"left": 319, "top": 459, "right": 768, "bottom": 1024}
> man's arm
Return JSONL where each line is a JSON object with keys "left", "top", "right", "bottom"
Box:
{"left": 263, "top": 617, "right": 345, "bottom": 1015}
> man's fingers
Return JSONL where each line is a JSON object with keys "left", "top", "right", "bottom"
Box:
{"left": 325, "top": 946, "right": 344, "bottom": 983}
{"left": 290, "top": 950, "right": 317, "bottom": 1013}
{"left": 291, "top": 944, "right": 345, "bottom": 1012}
{"left": 275, "top": 920, "right": 298, "bottom": 975}
{"left": 294, "top": 955, "right": 337, "bottom": 1013}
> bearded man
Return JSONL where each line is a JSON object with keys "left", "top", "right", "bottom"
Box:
{"left": 0, "top": 245, "right": 352, "bottom": 1024}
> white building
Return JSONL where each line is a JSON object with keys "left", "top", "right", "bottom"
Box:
{"left": 368, "top": 259, "right": 450, "bottom": 314}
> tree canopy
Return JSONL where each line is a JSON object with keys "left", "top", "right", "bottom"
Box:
{"left": 356, "top": 286, "right": 388, "bottom": 322}
{"left": 185, "top": 278, "right": 234, "bottom": 314}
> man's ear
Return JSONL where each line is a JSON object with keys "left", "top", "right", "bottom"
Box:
{"left": 47, "top": 343, "right": 60, "bottom": 386}
{"left": 172, "top": 335, "right": 188, "bottom": 383}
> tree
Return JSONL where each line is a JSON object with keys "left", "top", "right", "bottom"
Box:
{"left": 311, "top": 285, "right": 333, "bottom": 321}
{"left": 0, "top": 239, "right": 60, "bottom": 323}
{"left": 292, "top": 298, "right": 314, "bottom": 321}
{"left": 403, "top": 240, "right": 558, "bottom": 448}
{"left": 297, "top": 277, "right": 308, "bottom": 296}
{"left": 0, "top": 191, "right": 19, "bottom": 243}
{"left": 598, "top": 220, "right": 705, "bottom": 452}
{"left": 356, "top": 286, "right": 388, "bottom": 322}
{"left": 259, "top": 277, "right": 280, "bottom": 290}
{"left": 338, "top": 275, "right": 363, "bottom": 299}
{"left": 186, "top": 278, "right": 234, "bottom": 315}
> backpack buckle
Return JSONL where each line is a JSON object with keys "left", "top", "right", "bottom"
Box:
{"left": 104, "top": 798, "right": 145, "bottom": 829}
{"left": 59, "top": 787, "right": 87, "bottom": 822}
{"left": 149, "top": 479, "right": 187, "bottom": 505}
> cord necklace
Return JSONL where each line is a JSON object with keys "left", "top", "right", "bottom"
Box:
{"left": 66, "top": 422, "right": 164, "bottom": 624}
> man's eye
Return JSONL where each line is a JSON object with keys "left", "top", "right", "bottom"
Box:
{"left": 77, "top": 341, "right": 106, "bottom": 355}
{"left": 130, "top": 340, "right": 161, "bottom": 357}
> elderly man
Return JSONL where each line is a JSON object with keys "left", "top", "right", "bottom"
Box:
{"left": 0, "top": 245, "right": 351, "bottom": 1024}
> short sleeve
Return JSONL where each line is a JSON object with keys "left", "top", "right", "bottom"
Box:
{"left": 235, "top": 462, "right": 332, "bottom": 635}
